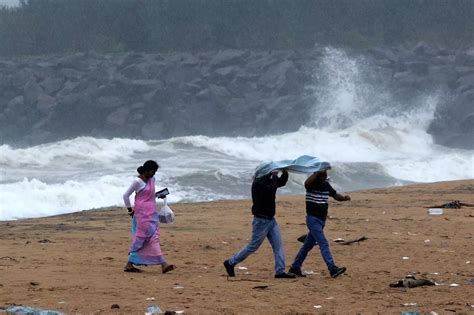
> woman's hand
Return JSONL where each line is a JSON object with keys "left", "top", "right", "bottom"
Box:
{"left": 127, "top": 207, "right": 135, "bottom": 217}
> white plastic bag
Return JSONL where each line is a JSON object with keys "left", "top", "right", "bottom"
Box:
{"left": 157, "top": 197, "right": 175, "bottom": 224}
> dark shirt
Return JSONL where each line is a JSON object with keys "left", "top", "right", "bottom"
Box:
{"left": 305, "top": 180, "right": 336, "bottom": 220}
{"left": 251, "top": 172, "right": 288, "bottom": 219}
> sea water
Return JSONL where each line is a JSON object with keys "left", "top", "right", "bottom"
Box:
{"left": 1, "top": 48, "right": 472, "bottom": 221}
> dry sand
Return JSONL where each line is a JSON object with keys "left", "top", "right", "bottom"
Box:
{"left": 1, "top": 180, "right": 473, "bottom": 314}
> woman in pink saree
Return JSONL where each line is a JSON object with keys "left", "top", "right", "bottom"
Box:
{"left": 122, "top": 160, "right": 176, "bottom": 273}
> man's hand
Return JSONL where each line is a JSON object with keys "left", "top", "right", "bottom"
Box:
{"left": 334, "top": 193, "right": 351, "bottom": 202}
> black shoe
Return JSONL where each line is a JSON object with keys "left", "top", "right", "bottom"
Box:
{"left": 288, "top": 267, "right": 306, "bottom": 277}
{"left": 223, "top": 260, "right": 235, "bottom": 277}
{"left": 275, "top": 272, "right": 296, "bottom": 279}
{"left": 330, "top": 266, "right": 346, "bottom": 278}
{"left": 297, "top": 234, "right": 307, "bottom": 243}
{"left": 297, "top": 234, "right": 318, "bottom": 246}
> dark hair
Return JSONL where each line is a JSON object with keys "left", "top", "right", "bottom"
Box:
{"left": 137, "top": 160, "right": 159, "bottom": 174}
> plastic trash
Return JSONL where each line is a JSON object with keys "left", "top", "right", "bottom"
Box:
{"left": 157, "top": 198, "right": 175, "bottom": 224}
{"left": 427, "top": 208, "right": 443, "bottom": 215}
{"left": 304, "top": 270, "right": 319, "bottom": 275}
{"left": 401, "top": 312, "right": 420, "bottom": 315}
{"left": 146, "top": 304, "right": 162, "bottom": 314}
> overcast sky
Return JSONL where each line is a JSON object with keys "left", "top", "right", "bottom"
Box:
{"left": 0, "top": 0, "right": 19, "bottom": 7}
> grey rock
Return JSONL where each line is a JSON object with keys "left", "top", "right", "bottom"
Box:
{"left": 40, "top": 77, "right": 64, "bottom": 94}
{"left": 141, "top": 122, "right": 165, "bottom": 139}
{"left": 96, "top": 96, "right": 123, "bottom": 109}
{"left": 406, "top": 61, "right": 429, "bottom": 76}
{"left": 11, "top": 69, "right": 35, "bottom": 90}
{"left": 36, "top": 94, "right": 57, "bottom": 112}
{"left": 23, "top": 80, "right": 43, "bottom": 106}
{"left": 210, "top": 49, "right": 247, "bottom": 67}
{"left": 7, "top": 95, "right": 24, "bottom": 109}
{"left": 59, "top": 68, "right": 82, "bottom": 81}
{"left": 215, "top": 66, "right": 234, "bottom": 77}
{"left": 457, "top": 73, "right": 474, "bottom": 91}
{"left": 106, "top": 107, "right": 131, "bottom": 125}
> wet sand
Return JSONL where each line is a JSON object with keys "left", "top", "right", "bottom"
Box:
{"left": 1, "top": 180, "right": 473, "bottom": 314}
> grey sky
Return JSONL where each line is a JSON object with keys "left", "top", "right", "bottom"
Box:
{"left": 0, "top": 0, "right": 19, "bottom": 7}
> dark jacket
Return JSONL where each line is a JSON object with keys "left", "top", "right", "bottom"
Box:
{"left": 251, "top": 171, "right": 288, "bottom": 219}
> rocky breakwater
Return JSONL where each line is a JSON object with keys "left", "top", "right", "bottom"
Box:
{"left": 368, "top": 43, "right": 474, "bottom": 150}
{"left": 0, "top": 49, "right": 316, "bottom": 146}
{"left": 0, "top": 43, "right": 472, "bottom": 149}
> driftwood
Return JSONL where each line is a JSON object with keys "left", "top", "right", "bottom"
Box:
{"left": 297, "top": 235, "right": 368, "bottom": 245}
{"left": 337, "top": 236, "right": 368, "bottom": 245}
{"left": 428, "top": 200, "right": 474, "bottom": 209}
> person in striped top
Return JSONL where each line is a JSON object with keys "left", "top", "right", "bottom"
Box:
{"left": 288, "top": 170, "right": 351, "bottom": 278}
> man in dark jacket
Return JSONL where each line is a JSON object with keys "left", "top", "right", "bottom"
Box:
{"left": 224, "top": 169, "right": 296, "bottom": 278}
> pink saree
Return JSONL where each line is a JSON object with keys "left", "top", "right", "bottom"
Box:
{"left": 128, "top": 177, "right": 166, "bottom": 265}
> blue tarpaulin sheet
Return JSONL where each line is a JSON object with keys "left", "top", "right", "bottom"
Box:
{"left": 254, "top": 155, "right": 331, "bottom": 178}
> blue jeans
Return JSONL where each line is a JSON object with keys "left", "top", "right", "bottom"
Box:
{"left": 291, "top": 215, "right": 336, "bottom": 272}
{"left": 229, "top": 217, "right": 286, "bottom": 274}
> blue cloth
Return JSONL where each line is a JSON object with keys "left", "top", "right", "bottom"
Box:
{"left": 291, "top": 215, "right": 337, "bottom": 272}
{"left": 254, "top": 155, "right": 331, "bottom": 178}
{"left": 229, "top": 217, "right": 286, "bottom": 274}
{"left": 5, "top": 306, "right": 64, "bottom": 315}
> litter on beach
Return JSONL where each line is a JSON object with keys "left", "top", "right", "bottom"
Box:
{"left": 427, "top": 208, "right": 443, "bottom": 215}
{"left": 401, "top": 303, "right": 417, "bottom": 306}
{"left": 304, "top": 270, "right": 319, "bottom": 275}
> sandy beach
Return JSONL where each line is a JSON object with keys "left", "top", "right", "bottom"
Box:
{"left": 1, "top": 180, "right": 473, "bottom": 314}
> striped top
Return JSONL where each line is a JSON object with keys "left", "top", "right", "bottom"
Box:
{"left": 305, "top": 181, "right": 337, "bottom": 219}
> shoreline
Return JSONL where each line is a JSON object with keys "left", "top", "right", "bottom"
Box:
{"left": 3, "top": 178, "right": 472, "bottom": 223}
{"left": 1, "top": 179, "right": 473, "bottom": 314}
